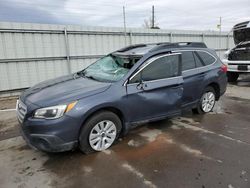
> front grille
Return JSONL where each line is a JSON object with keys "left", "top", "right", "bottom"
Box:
{"left": 16, "top": 100, "right": 27, "bottom": 122}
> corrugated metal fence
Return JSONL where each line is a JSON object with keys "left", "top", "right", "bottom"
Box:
{"left": 0, "top": 22, "right": 234, "bottom": 94}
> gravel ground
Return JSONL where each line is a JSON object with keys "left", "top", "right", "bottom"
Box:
{"left": 0, "top": 96, "right": 18, "bottom": 110}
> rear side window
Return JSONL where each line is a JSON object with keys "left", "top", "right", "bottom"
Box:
{"left": 196, "top": 51, "right": 216, "bottom": 65}
{"left": 130, "top": 55, "right": 180, "bottom": 83}
{"left": 193, "top": 52, "right": 205, "bottom": 67}
{"left": 181, "top": 51, "right": 196, "bottom": 71}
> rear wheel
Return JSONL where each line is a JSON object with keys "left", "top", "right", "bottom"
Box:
{"left": 192, "top": 86, "right": 216, "bottom": 114}
{"left": 79, "top": 111, "right": 122, "bottom": 154}
{"left": 227, "top": 72, "right": 239, "bottom": 82}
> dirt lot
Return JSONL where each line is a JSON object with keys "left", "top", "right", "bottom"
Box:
{"left": 0, "top": 75, "right": 250, "bottom": 188}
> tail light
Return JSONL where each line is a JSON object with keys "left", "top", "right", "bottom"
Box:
{"left": 220, "top": 64, "right": 227, "bottom": 73}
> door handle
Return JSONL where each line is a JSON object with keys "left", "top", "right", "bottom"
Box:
{"left": 136, "top": 82, "right": 147, "bottom": 90}
{"left": 170, "top": 84, "right": 181, "bottom": 89}
{"left": 136, "top": 83, "right": 144, "bottom": 90}
{"left": 199, "top": 72, "right": 205, "bottom": 76}
{"left": 197, "top": 72, "right": 205, "bottom": 77}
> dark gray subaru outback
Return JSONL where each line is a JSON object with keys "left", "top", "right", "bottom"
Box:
{"left": 17, "top": 42, "right": 227, "bottom": 153}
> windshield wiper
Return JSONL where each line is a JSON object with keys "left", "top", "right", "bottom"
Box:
{"left": 76, "top": 70, "right": 85, "bottom": 77}
{"left": 75, "top": 70, "right": 99, "bottom": 81}
{"left": 85, "top": 75, "right": 100, "bottom": 82}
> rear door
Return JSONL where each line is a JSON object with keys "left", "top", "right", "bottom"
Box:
{"left": 180, "top": 51, "right": 205, "bottom": 107}
{"left": 125, "top": 53, "right": 183, "bottom": 122}
{"left": 179, "top": 50, "right": 217, "bottom": 108}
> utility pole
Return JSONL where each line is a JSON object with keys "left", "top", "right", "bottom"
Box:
{"left": 152, "top": 5, "right": 155, "bottom": 29}
{"left": 219, "top": 17, "right": 222, "bottom": 58}
{"left": 123, "top": 6, "right": 127, "bottom": 44}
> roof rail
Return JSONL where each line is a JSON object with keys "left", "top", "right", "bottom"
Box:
{"left": 116, "top": 42, "right": 172, "bottom": 53}
{"left": 155, "top": 42, "right": 171, "bottom": 45}
{"left": 149, "top": 42, "right": 207, "bottom": 52}
{"left": 117, "top": 44, "right": 147, "bottom": 52}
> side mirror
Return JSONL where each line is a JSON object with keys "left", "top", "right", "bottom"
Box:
{"left": 136, "top": 72, "right": 148, "bottom": 90}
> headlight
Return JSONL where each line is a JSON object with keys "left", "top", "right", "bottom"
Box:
{"left": 34, "top": 101, "right": 77, "bottom": 119}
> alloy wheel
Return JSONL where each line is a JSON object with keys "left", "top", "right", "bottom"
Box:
{"left": 89, "top": 120, "right": 117, "bottom": 151}
{"left": 201, "top": 91, "right": 215, "bottom": 112}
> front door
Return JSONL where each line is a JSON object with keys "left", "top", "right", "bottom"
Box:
{"left": 125, "top": 53, "right": 183, "bottom": 123}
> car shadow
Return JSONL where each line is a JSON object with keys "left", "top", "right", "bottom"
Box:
{"left": 229, "top": 74, "right": 250, "bottom": 87}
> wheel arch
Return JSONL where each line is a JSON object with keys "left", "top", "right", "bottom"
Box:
{"left": 206, "top": 82, "right": 220, "bottom": 100}
{"left": 79, "top": 105, "right": 126, "bottom": 137}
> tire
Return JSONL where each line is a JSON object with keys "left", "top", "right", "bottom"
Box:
{"left": 227, "top": 72, "right": 239, "bottom": 82}
{"left": 192, "top": 86, "right": 216, "bottom": 114}
{"left": 79, "top": 111, "right": 122, "bottom": 154}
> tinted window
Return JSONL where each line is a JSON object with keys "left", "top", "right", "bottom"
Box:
{"left": 181, "top": 51, "right": 196, "bottom": 71}
{"left": 193, "top": 52, "right": 205, "bottom": 67}
{"left": 130, "top": 55, "right": 179, "bottom": 83}
{"left": 196, "top": 51, "right": 216, "bottom": 65}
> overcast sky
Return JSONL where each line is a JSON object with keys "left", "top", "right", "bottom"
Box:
{"left": 0, "top": 0, "right": 249, "bottom": 31}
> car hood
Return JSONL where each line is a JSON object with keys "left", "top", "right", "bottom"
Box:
{"left": 20, "top": 74, "right": 111, "bottom": 107}
{"left": 233, "top": 21, "right": 250, "bottom": 45}
{"left": 228, "top": 41, "right": 250, "bottom": 61}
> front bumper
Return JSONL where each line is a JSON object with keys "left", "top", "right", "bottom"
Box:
{"left": 20, "top": 127, "right": 77, "bottom": 152}
{"left": 18, "top": 114, "right": 80, "bottom": 152}
{"left": 222, "top": 59, "right": 250, "bottom": 73}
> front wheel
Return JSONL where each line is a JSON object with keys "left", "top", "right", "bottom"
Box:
{"left": 192, "top": 87, "right": 216, "bottom": 114}
{"left": 79, "top": 111, "right": 122, "bottom": 154}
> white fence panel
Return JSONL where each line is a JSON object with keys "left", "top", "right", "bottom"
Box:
{"left": 0, "top": 22, "right": 234, "bottom": 94}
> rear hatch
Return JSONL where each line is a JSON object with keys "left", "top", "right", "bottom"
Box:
{"left": 229, "top": 21, "right": 250, "bottom": 61}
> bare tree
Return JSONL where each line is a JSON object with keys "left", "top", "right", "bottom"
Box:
{"left": 143, "top": 18, "right": 151, "bottom": 29}
{"left": 142, "top": 6, "right": 160, "bottom": 29}
{"left": 142, "top": 16, "right": 160, "bottom": 29}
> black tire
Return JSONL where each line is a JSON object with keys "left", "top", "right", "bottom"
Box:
{"left": 79, "top": 111, "right": 122, "bottom": 154}
{"left": 227, "top": 72, "right": 239, "bottom": 82}
{"left": 192, "top": 86, "right": 216, "bottom": 114}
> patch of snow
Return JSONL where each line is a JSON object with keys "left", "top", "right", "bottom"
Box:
{"left": 179, "top": 144, "right": 202, "bottom": 156}
{"left": 128, "top": 139, "right": 141, "bottom": 147}
{"left": 102, "top": 149, "right": 111, "bottom": 155}
{"left": 241, "top": 170, "right": 247, "bottom": 175}
{"left": 171, "top": 119, "right": 249, "bottom": 145}
{"left": 122, "top": 163, "right": 157, "bottom": 188}
{"left": 171, "top": 125, "right": 181, "bottom": 130}
{"left": 83, "top": 166, "right": 92, "bottom": 173}
{"left": 175, "top": 117, "right": 199, "bottom": 124}
{"left": 139, "top": 129, "right": 162, "bottom": 142}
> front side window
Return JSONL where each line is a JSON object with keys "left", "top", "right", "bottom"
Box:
{"left": 130, "top": 54, "right": 180, "bottom": 83}
{"left": 82, "top": 55, "right": 138, "bottom": 82}
{"left": 196, "top": 51, "right": 216, "bottom": 65}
